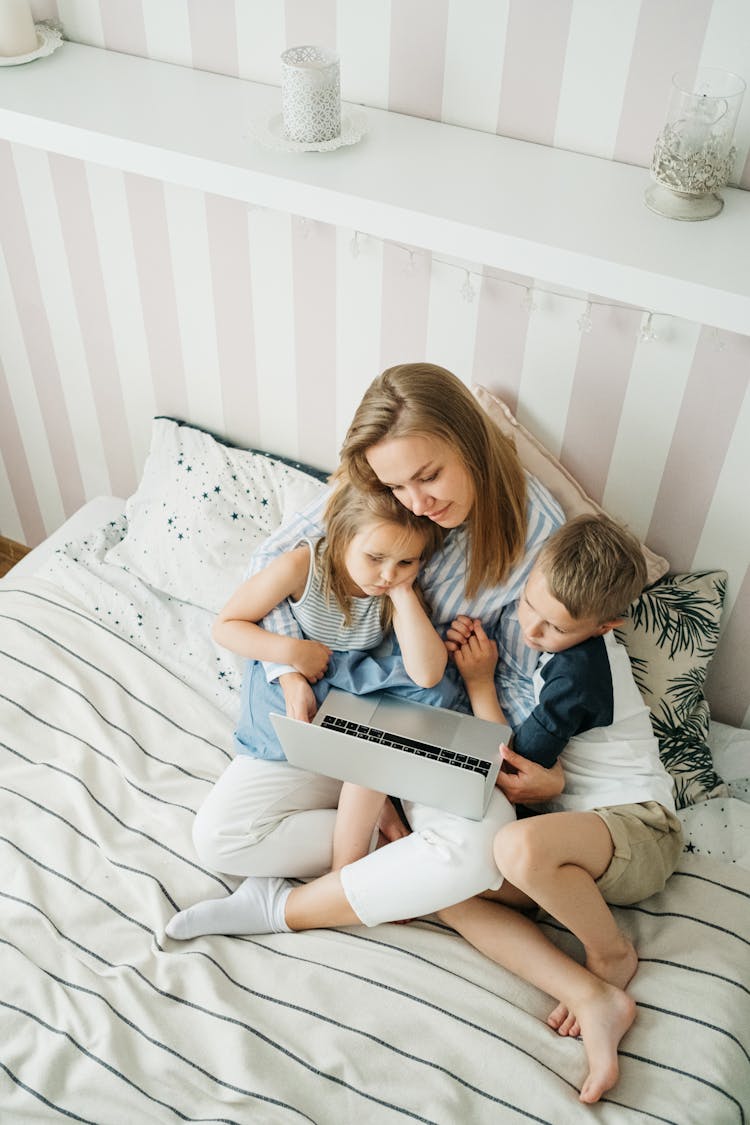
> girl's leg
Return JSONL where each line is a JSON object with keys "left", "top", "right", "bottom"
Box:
{"left": 437, "top": 896, "right": 635, "bottom": 1105}
{"left": 287, "top": 787, "right": 516, "bottom": 929}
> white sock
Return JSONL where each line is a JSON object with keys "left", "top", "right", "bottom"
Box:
{"left": 165, "top": 876, "right": 293, "bottom": 940}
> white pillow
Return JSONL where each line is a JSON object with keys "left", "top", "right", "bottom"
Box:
{"left": 106, "top": 419, "right": 328, "bottom": 612}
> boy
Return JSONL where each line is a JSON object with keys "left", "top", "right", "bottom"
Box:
{"left": 440, "top": 514, "right": 683, "bottom": 1105}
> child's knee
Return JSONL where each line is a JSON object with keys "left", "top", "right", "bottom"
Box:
{"left": 493, "top": 820, "right": 548, "bottom": 884}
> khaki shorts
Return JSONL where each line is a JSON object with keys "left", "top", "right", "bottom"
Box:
{"left": 593, "top": 801, "right": 684, "bottom": 906}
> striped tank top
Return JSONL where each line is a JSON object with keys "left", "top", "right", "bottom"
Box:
{"left": 289, "top": 538, "right": 386, "bottom": 652}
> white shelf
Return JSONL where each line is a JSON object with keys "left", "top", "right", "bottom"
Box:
{"left": 1, "top": 40, "right": 749, "bottom": 335}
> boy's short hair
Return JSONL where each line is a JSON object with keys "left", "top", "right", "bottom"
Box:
{"left": 536, "top": 514, "right": 647, "bottom": 623}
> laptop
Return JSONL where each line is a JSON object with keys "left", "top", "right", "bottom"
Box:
{"left": 270, "top": 688, "right": 510, "bottom": 820}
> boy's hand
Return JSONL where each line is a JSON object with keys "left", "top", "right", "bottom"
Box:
{"left": 290, "top": 638, "right": 333, "bottom": 683}
{"left": 279, "top": 672, "right": 318, "bottom": 722}
{"left": 444, "top": 614, "right": 476, "bottom": 654}
{"left": 453, "top": 621, "right": 498, "bottom": 685}
{"left": 495, "top": 744, "right": 565, "bottom": 804}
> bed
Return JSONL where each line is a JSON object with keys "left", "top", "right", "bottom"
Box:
{"left": 2, "top": 414, "right": 749, "bottom": 1125}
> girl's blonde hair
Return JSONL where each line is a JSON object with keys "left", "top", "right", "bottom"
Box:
{"left": 316, "top": 479, "right": 445, "bottom": 630}
{"left": 337, "top": 363, "right": 527, "bottom": 598}
{"left": 537, "top": 515, "right": 647, "bottom": 622}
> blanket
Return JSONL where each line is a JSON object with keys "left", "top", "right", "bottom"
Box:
{"left": 1, "top": 579, "right": 749, "bottom": 1124}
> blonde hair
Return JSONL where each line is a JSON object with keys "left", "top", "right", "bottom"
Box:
{"left": 536, "top": 514, "right": 647, "bottom": 623}
{"left": 316, "top": 479, "right": 445, "bottom": 630}
{"left": 337, "top": 363, "right": 527, "bottom": 598}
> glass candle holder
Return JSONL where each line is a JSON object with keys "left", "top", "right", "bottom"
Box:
{"left": 281, "top": 45, "right": 341, "bottom": 145}
{"left": 645, "top": 67, "right": 746, "bottom": 220}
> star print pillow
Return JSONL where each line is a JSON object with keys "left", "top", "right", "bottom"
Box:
{"left": 105, "top": 418, "right": 328, "bottom": 613}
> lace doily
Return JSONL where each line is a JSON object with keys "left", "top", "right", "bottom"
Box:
{"left": 248, "top": 108, "right": 368, "bottom": 154}
{"left": 0, "top": 21, "right": 63, "bottom": 66}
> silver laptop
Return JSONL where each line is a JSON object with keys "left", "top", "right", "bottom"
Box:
{"left": 270, "top": 688, "right": 509, "bottom": 820}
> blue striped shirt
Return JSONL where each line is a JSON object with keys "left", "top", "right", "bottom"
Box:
{"left": 246, "top": 472, "right": 564, "bottom": 728}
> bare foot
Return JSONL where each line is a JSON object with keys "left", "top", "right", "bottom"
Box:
{"left": 547, "top": 1006, "right": 580, "bottom": 1038}
{"left": 576, "top": 982, "right": 636, "bottom": 1104}
{"left": 548, "top": 934, "right": 637, "bottom": 1036}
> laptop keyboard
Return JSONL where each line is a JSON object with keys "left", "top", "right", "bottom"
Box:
{"left": 320, "top": 714, "right": 492, "bottom": 776}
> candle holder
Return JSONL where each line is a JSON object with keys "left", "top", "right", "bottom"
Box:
{"left": 281, "top": 45, "right": 341, "bottom": 145}
{"left": 645, "top": 68, "right": 746, "bottom": 220}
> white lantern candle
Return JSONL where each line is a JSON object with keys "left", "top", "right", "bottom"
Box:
{"left": 281, "top": 45, "right": 341, "bottom": 145}
{"left": 0, "top": 0, "right": 38, "bottom": 57}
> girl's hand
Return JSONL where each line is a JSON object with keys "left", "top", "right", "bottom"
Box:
{"left": 495, "top": 744, "right": 565, "bottom": 804}
{"left": 279, "top": 672, "right": 318, "bottom": 722}
{"left": 384, "top": 577, "right": 419, "bottom": 604}
{"left": 444, "top": 614, "right": 477, "bottom": 654}
{"left": 377, "top": 798, "right": 411, "bottom": 844}
{"left": 290, "top": 638, "right": 333, "bottom": 683}
{"left": 453, "top": 621, "right": 498, "bottom": 685}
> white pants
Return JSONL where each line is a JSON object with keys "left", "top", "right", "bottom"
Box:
{"left": 193, "top": 755, "right": 515, "bottom": 927}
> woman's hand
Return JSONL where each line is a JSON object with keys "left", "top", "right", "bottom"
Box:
{"left": 453, "top": 622, "right": 498, "bottom": 686}
{"left": 444, "top": 614, "right": 476, "bottom": 654}
{"left": 289, "top": 638, "right": 332, "bottom": 683}
{"left": 279, "top": 672, "right": 318, "bottom": 722}
{"left": 495, "top": 744, "right": 565, "bottom": 804}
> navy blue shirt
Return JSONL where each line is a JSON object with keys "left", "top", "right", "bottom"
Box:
{"left": 512, "top": 635, "right": 614, "bottom": 768}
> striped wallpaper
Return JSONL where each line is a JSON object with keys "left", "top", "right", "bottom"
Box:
{"left": 28, "top": 0, "right": 750, "bottom": 184}
{"left": 3, "top": 1, "right": 750, "bottom": 731}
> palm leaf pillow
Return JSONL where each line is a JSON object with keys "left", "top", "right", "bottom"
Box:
{"left": 616, "top": 571, "right": 728, "bottom": 808}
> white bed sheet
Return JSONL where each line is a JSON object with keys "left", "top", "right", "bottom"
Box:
{"left": 2, "top": 498, "right": 749, "bottom": 1122}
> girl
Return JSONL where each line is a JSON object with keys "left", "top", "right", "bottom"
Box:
{"left": 167, "top": 363, "right": 563, "bottom": 942}
{"left": 167, "top": 480, "right": 447, "bottom": 938}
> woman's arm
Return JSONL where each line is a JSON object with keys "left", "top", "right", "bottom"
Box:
{"left": 331, "top": 783, "right": 387, "bottom": 870}
{"left": 212, "top": 547, "right": 332, "bottom": 683}
{"left": 388, "top": 583, "right": 447, "bottom": 688}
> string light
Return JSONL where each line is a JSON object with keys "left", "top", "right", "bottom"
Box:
{"left": 711, "top": 326, "right": 727, "bottom": 351}
{"left": 322, "top": 225, "right": 684, "bottom": 342}
{"left": 521, "top": 286, "right": 537, "bottom": 312}
{"left": 246, "top": 212, "right": 686, "bottom": 343}
{"left": 403, "top": 249, "right": 418, "bottom": 275}
{"left": 577, "top": 300, "right": 593, "bottom": 334}
{"left": 459, "top": 269, "right": 477, "bottom": 303}
{"left": 639, "top": 312, "right": 659, "bottom": 343}
{"left": 350, "top": 232, "right": 671, "bottom": 338}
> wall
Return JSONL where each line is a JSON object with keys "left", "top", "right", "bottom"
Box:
{"left": 2, "top": 0, "right": 749, "bottom": 728}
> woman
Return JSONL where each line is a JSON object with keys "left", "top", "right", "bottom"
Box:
{"left": 166, "top": 363, "right": 565, "bottom": 941}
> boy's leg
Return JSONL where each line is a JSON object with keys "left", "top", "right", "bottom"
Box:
{"left": 437, "top": 896, "right": 635, "bottom": 1104}
{"left": 491, "top": 812, "right": 638, "bottom": 1002}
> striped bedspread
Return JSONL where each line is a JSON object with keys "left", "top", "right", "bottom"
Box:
{"left": 2, "top": 579, "right": 749, "bottom": 1124}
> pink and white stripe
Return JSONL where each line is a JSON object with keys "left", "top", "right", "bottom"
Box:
{"left": 5, "top": 5, "right": 750, "bottom": 732}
